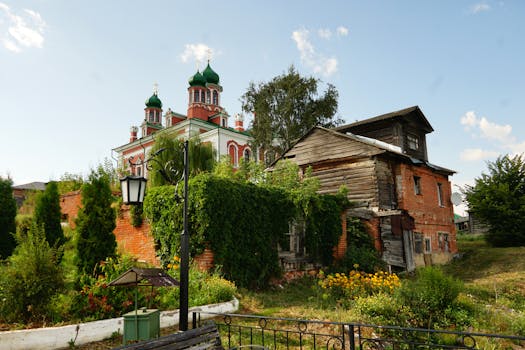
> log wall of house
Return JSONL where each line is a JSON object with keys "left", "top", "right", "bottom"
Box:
{"left": 312, "top": 159, "right": 379, "bottom": 208}
{"left": 282, "top": 129, "right": 386, "bottom": 209}
{"left": 375, "top": 158, "right": 397, "bottom": 210}
{"left": 346, "top": 121, "right": 402, "bottom": 147}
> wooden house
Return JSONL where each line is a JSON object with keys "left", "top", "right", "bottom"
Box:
{"left": 278, "top": 106, "right": 457, "bottom": 271}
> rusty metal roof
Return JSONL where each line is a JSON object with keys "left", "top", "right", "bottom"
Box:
{"left": 109, "top": 268, "right": 179, "bottom": 287}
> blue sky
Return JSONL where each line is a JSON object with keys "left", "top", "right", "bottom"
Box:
{"left": 2, "top": 1, "right": 524, "bottom": 213}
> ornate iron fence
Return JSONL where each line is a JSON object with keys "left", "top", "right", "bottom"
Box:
{"left": 193, "top": 312, "right": 525, "bottom": 349}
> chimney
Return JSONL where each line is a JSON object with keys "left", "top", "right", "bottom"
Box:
{"left": 130, "top": 126, "right": 138, "bottom": 142}
{"left": 234, "top": 113, "right": 244, "bottom": 132}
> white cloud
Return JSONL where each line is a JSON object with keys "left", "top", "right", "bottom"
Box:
{"left": 180, "top": 43, "right": 214, "bottom": 65}
{"left": 460, "top": 110, "right": 478, "bottom": 128}
{"left": 460, "top": 111, "right": 512, "bottom": 142}
{"left": 459, "top": 110, "right": 525, "bottom": 161}
{"left": 317, "top": 28, "right": 332, "bottom": 39}
{"left": 507, "top": 140, "right": 525, "bottom": 156}
{"left": 460, "top": 148, "right": 499, "bottom": 161}
{"left": 470, "top": 3, "right": 491, "bottom": 14}
{"left": 291, "top": 28, "right": 338, "bottom": 77}
{"left": 478, "top": 117, "right": 512, "bottom": 142}
{"left": 336, "top": 26, "right": 349, "bottom": 36}
{"left": 2, "top": 38, "right": 20, "bottom": 52}
{"left": 0, "top": 2, "right": 46, "bottom": 52}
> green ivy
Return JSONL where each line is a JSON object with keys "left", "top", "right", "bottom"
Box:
{"left": 130, "top": 204, "right": 143, "bottom": 227}
{"left": 144, "top": 172, "right": 348, "bottom": 289}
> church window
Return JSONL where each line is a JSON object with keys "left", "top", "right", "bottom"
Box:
{"left": 206, "top": 90, "right": 211, "bottom": 104}
{"left": 244, "top": 148, "right": 251, "bottom": 162}
{"left": 221, "top": 118, "right": 226, "bottom": 127}
{"left": 200, "top": 89, "right": 205, "bottom": 103}
{"left": 154, "top": 110, "right": 159, "bottom": 123}
{"left": 213, "top": 90, "right": 218, "bottom": 105}
{"left": 229, "top": 144, "right": 238, "bottom": 167}
{"left": 193, "top": 90, "right": 199, "bottom": 103}
{"left": 149, "top": 110, "right": 154, "bottom": 122}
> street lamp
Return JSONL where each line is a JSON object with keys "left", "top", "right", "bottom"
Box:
{"left": 120, "top": 140, "right": 190, "bottom": 331}
{"left": 120, "top": 175, "right": 147, "bottom": 205}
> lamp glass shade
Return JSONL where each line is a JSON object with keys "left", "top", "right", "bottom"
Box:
{"left": 120, "top": 176, "right": 147, "bottom": 204}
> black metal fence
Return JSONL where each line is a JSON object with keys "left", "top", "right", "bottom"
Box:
{"left": 193, "top": 312, "right": 525, "bottom": 349}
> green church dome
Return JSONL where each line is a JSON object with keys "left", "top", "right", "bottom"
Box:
{"left": 202, "top": 63, "right": 220, "bottom": 85}
{"left": 189, "top": 70, "right": 207, "bottom": 87}
{"left": 145, "top": 92, "right": 162, "bottom": 108}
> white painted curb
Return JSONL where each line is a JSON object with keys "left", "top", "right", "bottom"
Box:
{"left": 0, "top": 298, "right": 238, "bottom": 350}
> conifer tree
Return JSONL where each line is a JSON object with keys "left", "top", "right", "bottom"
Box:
{"left": 34, "top": 181, "right": 65, "bottom": 248}
{"left": 76, "top": 167, "right": 117, "bottom": 275}
{"left": 0, "top": 177, "right": 17, "bottom": 258}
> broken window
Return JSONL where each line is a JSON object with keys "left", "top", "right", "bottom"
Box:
{"left": 414, "top": 176, "right": 422, "bottom": 195}
{"left": 438, "top": 232, "right": 450, "bottom": 252}
{"left": 414, "top": 232, "right": 423, "bottom": 254}
{"left": 424, "top": 237, "right": 431, "bottom": 253}
{"left": 407, "top": 134, "right": 419, "bottom": 150}
{"left": 437, "top": 183, "right": 444, "bottom": 207}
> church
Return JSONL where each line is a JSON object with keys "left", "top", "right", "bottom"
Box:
{"left": 113, "top": 62, "right": 254, "bottom": 176}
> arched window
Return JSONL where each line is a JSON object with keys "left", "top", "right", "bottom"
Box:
{"left": 200, "top": 89, "right": 205, "bottom": 103}
{"left": 193, "top": 90, "right": 199, "bottom": 103}
{"left": 154, "top": 110, "right": 159, "bottom": 123}
{"left": 213, "top": 91, "right": 219, "bottom": 105}
{"left": 149, "top": 110, "right": 154, "bottom": 122}
{"left": 229, "top": 144, "right": 238, "bottom": 167}
{"left": 206, "top": 90, "right": 211, "bottom": 104}
{"left": 244, "top": 148, "right": 251, "bottom": 162}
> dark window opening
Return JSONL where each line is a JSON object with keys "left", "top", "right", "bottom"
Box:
{"left": 414, "top": 176, "right": 421, "bottom": 195}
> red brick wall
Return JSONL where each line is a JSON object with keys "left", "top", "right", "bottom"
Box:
{"left": 194, "top": 248, "right": 214, "bottom": 271}
{"left": 397, "top": 163, "right": 457, "bottom": 254}
{"left": 59, "top": 191, "right": 160, "bottom": 266}
{"left": 60, "top": 190, "right": 82, "bottom": 229}
{"left": 114, "top": 207, "right": 159, "bottom": 266}
{"left": 333, "top": 212, "right": 347, "bottom": 260}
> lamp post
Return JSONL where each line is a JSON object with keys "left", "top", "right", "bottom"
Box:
{"left": 120, "top": 140, "right": 190, "bottom": 331}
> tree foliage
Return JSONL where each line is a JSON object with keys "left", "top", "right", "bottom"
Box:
{"left": 34, "top": 181, "right": 65, "bottom": 248}
{"left": 0, "top": 223, "right": 64, "bottom": 323}
{"left": 463, "top": 154, "right": 525, "bottom": 246}
{"left": 76, "top": 167, "right": 117, "bottom": 275}
{"left": 0, "top": 177, "right": 17, "bottom": 259}
{"left": 57, "top": 172, "right": 84, "bottom": 195}
{"left": 241, "top": 66, "right": 341, "bottom": 159}
{"left": 148, "top": 134, "right": 216, "bottom": 187}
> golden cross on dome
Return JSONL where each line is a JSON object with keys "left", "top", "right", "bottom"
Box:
{"left": 153, "top": 82, "right": 159, "bottom": 95}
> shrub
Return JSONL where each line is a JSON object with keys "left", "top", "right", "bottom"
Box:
{"left": 396, "top": 266, "right": 463, "bottom": 329}
{"left": 76, "top": 167, "right": 117, "bottom": 275}
{"left": 71, "top": 255, "right": 149, "bottom": 320}
{"left": 0, "top": 223, "right": 64, "bottom": 323}
{"left": 0, "top": 176, "right": 17, "bottom": 259}
{"left": 354, "top": 293, "right": 411, "bottom": 326}
{"left": 34, "top": 181, "right": 65, "bottom": 249}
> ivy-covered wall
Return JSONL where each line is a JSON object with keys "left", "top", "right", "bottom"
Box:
{"left": 144, "top": 173, "right": 347, "bottom": 289}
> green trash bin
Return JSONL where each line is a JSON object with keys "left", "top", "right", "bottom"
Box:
{"left": 123, "top": 308, "right": 160, "bottom": 344}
